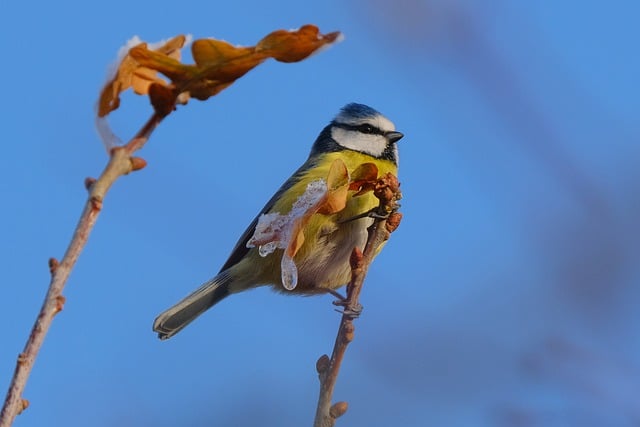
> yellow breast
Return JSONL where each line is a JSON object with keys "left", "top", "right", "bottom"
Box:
{"left": 267, "top": 151, "right": 397, "bottom": 292}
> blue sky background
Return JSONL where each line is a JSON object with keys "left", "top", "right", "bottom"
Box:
{"left": 1, "top": 1, "right": 639, "bottom": 426}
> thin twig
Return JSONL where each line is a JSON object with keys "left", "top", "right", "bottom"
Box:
{"left": 313, "top": 174, "right": 402, "bottom": 427}
{"left": 0, "top": 112, "right": 164, "bottom": 427}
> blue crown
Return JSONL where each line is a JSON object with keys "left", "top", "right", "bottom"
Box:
{"left": 338, "top": 103, "right": 380, "bottom": 120}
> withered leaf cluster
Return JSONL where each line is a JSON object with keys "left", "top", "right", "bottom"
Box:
{"left": 98, "top": 25, "right": 342, "bottom": 118}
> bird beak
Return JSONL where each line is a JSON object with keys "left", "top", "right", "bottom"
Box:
{"left": 385, "top": 131, "right": 404, "bottom": 143}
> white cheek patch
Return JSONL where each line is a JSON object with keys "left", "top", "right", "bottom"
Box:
{"left": 331, "top": 127, "right": 388, "bottom": 158}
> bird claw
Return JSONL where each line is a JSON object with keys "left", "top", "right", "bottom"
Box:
{"left": 326, "top": 290, "right": 363, "bottom": 319}
{"left": 367, "top": 210, "right": 390, "bottom": 220}
{"left": 334, "top": 303, "right": 363, "bottom": 319}
{"left": 339, "top": 207, "right": 391, "bottom": 224}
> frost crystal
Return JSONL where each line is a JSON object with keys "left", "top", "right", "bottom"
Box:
{"left": 281, "top": 255, "right": 298, "bottom": 290}
{"left": 246, "top": 179, "right": 328, "bottom": 290}
{"left": 258, "top": 242, "right": 278, "bottom": 257}
{"left": 290, "top": 179, "right": 327, "bottom": 214}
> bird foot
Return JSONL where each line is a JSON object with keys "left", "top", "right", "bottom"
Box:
{"left": 325, "top": 289, "right": 363, "bottom": 319}
{"left": 335, "top": 303, "right": 363, "bottom": 319}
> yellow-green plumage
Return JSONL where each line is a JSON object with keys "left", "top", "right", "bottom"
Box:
{"left": 153, "top": 103, "right": 402, "bottom": 339}
{"left": 231, "top": 151, "right": 397, "bottom": 294}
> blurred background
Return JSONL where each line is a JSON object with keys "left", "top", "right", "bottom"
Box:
{"left": 1, "top": 0, "right": 639, "bottom": 426}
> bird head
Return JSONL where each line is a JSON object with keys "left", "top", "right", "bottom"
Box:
{"left": 311, "top": 103, "right": 403, "bottom": 165}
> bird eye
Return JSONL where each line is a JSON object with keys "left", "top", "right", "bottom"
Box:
{"left": 358, "top": 124, "right": 376, "bottom": 134}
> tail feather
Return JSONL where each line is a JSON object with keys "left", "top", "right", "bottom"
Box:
{"left": 153, "top": 272, "right": 232, "bottom": 340}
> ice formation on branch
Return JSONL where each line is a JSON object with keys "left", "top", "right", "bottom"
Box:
{"left": 247, "top": 179, "right": 328, "bottom": 290}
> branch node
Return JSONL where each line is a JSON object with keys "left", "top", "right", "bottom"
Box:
{"left": 316, "top": 354, "right": 330, "bottom": 374}
{"left": 343, "top": 323, "right": 355, "bottom": 342}
{"left": 54, "top": 295, "right": 66, "bottom": 314}
{"left": 17, "top": 353, "right": 28, "bottom": 366}
{"left": 90, "top": 196, "right": 103, "bottom": 211}
{"left": 84, "top": 177, "right": 96, "bottom": 191}
{"left": 48, "top": 258, "right": 60, "bottom": 275}
{"left": 330, "top": 401, "right": 348, "bottom": 419}
{"left": 130, "top": 156, "right": 147, "bottom": 172}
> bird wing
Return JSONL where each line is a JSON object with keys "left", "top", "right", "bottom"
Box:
{"left": 218, "top": 159, "right": 315, "bottom": 272}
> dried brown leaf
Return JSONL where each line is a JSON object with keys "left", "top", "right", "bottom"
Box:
{"left": 97, "top": 35, "right": 187, "bottom": 117}
{"left": 348, "top": 162, "right": 379, "bottom": 195}
{"left": 317, "top": 158, "right": 350, "bottom": 214}
{"left": 124, "top": 25, "right": 341, "bottom": 103}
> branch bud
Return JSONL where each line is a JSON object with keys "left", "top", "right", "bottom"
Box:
{"left": 54, "top": 295, "right": 66, "bottom": 314}
{"left": 18, "top": 398, "right": 29, "bottom": 415}
{"left": 84, "top": 177, "right": 96, "bottom": 191}
{"left": 17, "top": 353, "right": 28, "bottom": 365}
{"left": 330, "top": 401, "right": 348, "bottom": 419}
{"left": 316, "top": 354, "right": 330, "bottom": 374}
{"left": 385, "top": 212, "right": 402, "bottom": 233}
{"left": 48, "top": 258, "right": 60, "bottom": 275}
{"left": 130, "top": 156, "right": 147, "bottom": 172}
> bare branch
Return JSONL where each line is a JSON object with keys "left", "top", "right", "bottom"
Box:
{"left": 313, "top": 174, "right": 402, "bottom": 427}
{"left": 0, "top": 112, "right": 164, "bottom": 427}
{"left": 2, "top": 26, "right": 342, "bottom": 427}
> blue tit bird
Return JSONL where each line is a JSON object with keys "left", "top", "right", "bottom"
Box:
{"left": 153, "top": 103, "right": 403, "bottom": 339}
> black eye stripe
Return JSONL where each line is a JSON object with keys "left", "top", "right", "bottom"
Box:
{"left": 335, "top": 123, "right": 384, "bottom": 136}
